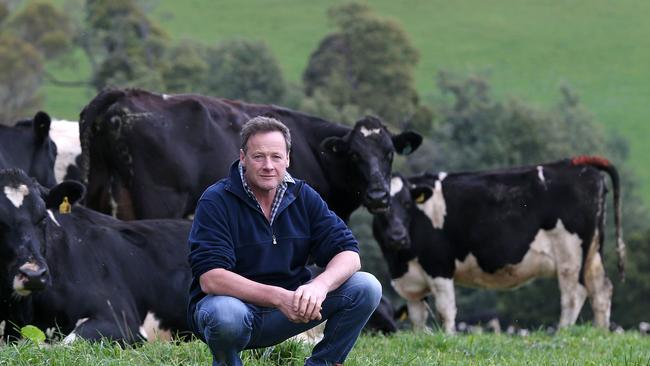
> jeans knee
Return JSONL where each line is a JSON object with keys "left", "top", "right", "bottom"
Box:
{"left": 351, "top": 272, "right": 382, "bottom": 310}
{"left": 197, "top": 296, "right": 251, "bottom": 341}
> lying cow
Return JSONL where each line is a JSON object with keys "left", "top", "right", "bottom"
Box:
{"left": 0, "top": 111, "right": 57, "bottom": 187}
{"left": 0, "top": 168, "right": 191, "bottom": 343}
{"left": 0, "top": 169, "right": 391, "bottom": 343}
{"left": 372, "top": 157, "right": 625, "bottom": 333}
{"left": 78, "top": 88, "right": 422, "bottom": 221}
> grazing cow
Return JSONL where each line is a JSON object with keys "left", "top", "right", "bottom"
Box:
{"left": 78, "top": 88, "right": 422, "bottom": 221}
{"left": 372, "top": 157, "right": 625, "bottom": 333}
{"left": 0, "top": 111, "right": 57, "bottom": 187}
{"left": 0, "top": 169, "right": 192, "bottom": 343}
{"left": 49, "top": 119, "right": 82, "bottom": 183}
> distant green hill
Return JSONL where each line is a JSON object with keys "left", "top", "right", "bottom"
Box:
{"left": 44, "top": 0, "right": 650, "bottom": 201}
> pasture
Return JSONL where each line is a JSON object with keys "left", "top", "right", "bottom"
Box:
{"left": 2, "top": 1, "right": 645, "bottom": 363}
{"left": 1, "top": 327, "right": 649, "bottom": 365}
{"left": 45, "top": 0, "right": 650, "bottom": 201}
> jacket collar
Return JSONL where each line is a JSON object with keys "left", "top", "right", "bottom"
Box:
{"left": 225, "top": 160, "right": 301, "bottom": 213}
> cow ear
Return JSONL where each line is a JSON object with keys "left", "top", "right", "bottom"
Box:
{"left": 410, "top": 186, "right": 433, "bottom": 204}
{"left": 33, "top": 111, "right": 52, "bottom": 144}
{"left": 392, "top": 131, "right": 422, "bottom": 155}
{"left": 321, "top": 136, "right": 349, "bottom": 155}
{"left": 43, "top": 181, "right": 86, "bottom": 210}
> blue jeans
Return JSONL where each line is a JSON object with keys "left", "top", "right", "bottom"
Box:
{"left": 192, "top": 272, "right": 382, "bottom": 366}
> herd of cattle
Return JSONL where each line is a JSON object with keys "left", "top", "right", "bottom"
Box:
{"left": 0, "top": 88, "right": 626, "bottom": 344}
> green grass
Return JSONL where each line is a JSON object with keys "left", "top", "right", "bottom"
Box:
{"left": 2, "top": 327, "right": 650, "bottom": 365}
{"left": 44, "top": 0, "right": 650, "bottom": 201}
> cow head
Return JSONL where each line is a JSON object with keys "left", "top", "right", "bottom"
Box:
{"left": 322, "top": 116, "right": 422, "bottom": 214}
{"left": 0, "top": 111, "right": 58, "bottom": 188}
{"left": 372, "top": 174, "right": 434, "bottom": 250}
{"left": 0, "top": 169, "right": 84, "bottom": 297}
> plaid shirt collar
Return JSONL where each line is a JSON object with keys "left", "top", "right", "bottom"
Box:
{"left": 238, "top": 161, "right": 295, "bottom": 224}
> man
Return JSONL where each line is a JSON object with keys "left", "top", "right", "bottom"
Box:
{"left": 187, "top": 116, "right": 382, "bottom": 366}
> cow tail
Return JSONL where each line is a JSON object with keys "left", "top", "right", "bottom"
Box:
{"left": 571, "top": 156, "right": 625, "bottom": 280}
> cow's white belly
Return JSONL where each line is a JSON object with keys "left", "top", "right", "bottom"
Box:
{"left": 391, "top": 259, "right": 431, "bottom": 300}
{"left": 139, "top": 311, "right": 172, "bottom": 342}
{"left": 453, "top": 220, "right": 580, "bottom": 289}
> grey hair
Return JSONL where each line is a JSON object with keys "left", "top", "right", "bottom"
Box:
{"left": 240, "top": 116, "right": 291, "bottom": 153}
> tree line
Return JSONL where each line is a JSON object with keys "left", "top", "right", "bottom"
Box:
{"left": 1, "top": 0, "right": 648, "bottom": 329}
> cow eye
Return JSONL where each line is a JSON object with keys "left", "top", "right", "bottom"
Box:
{"left": 387, "top": 152, "right": 394, "bottom": 160}
{"left": 350, "top": 153, "right": 360, "bottom": 162}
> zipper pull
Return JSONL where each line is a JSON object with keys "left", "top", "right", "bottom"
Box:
{"left": 272, "top": 235, "right": 277, "bottom": 245}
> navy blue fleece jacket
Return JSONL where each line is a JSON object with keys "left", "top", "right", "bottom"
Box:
{"left": 187, "top": 161, "right": 359, "bottom": 322}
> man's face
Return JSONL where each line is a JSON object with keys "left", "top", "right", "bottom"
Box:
{"left": 239, "top": 131, "right": 290, "bottom": 194}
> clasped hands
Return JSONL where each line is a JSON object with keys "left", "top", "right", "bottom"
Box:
{"left": 279, "top": 281, "right": 328, "bottom": 323}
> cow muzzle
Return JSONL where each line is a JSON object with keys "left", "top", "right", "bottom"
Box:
{"left": 365, "top": 189, "right": 390, "bottom": 213}
{"left": 386, "top": 229, "right": 410, "bottom": 250}
{"left": 13, "top": 262, "right": 49, "bottom": 295}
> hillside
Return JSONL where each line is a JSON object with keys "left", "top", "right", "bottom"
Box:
{"left": 43, "top": 0, "right": 650, "bottom": 200}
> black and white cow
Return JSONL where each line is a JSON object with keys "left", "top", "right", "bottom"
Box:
{"left": 0, "top": 112, "right": 57, "bottom": 187}
{"left": 372, "top": 157, "right": 625, "bottom": 333}
{"left": 78, "top": 88, "right": 422, "bottom": 221}
{"left": 49, "top": 119, "right": 82, "bottom": 183}
{"left": 0, "top": 169, "right": 191, "bottom": 343}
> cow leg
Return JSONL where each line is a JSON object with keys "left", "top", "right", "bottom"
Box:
{"left": 427, "top": 277, "right": 456, "bottom": 334}
{"left": 551, "top": 221, "right": 587, "bottom": 328}
{"left": 406, "top": 300, "right": 429, "bottom": 332}
{"left": 583, "top": 233, "right": 613, "bottom": 329}
{"left": 557, "top": 274, "right": 587, "bottom": 328}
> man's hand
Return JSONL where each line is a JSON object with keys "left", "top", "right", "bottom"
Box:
{"left": 275, "top": 288, "right": 313, "bottom": 323}
{"left": 293, "top": 281, "right": 328, "bottom": 322}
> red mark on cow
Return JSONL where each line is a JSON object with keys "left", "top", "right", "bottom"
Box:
{"left": 571, "top": 156, "right": 611, "bottom": 167}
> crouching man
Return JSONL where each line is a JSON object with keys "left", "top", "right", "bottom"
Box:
{"left": 187, "top": 116, "right": 381, "bottom": 366}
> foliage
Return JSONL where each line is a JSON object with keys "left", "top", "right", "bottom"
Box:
{"left": 413, "top": 72, "right": 609, "bottom": 173}
{"left": 303, "top": 2, "right": 423, "bottom": 129}
{"left": 161, "top": 40, "right": 209, "bottom": 93}
{"left": 0, "top": 2, "right": 8, "bottom": 24}
{"left": 8, "top": 1, "right": 74, "bottom": 59}
{"left": 610, "top": 229, "right": 650, "bottom": 327}
{"left": 201, "top": 38, "right": 287, "bottom": 104}
{"left": 20, "top": 325, "right": 45, "bottom": 344}
{"left": 298, "top": 90, "right": 363, "bottom": 126}
{"left": 0, "top": 34, "right": 43, "bottom": 125}
{"left": 82, "top": 0, "right": 170, "bottom": 91}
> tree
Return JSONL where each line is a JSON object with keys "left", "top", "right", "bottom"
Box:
{"left": 8, "top": 1, "right": 74, "bottom": 59}
{"left": 303, "top": 2, "right": 423, "bottom": 128}
{"left": 161, "top": 41, "right": 209, "bottom": 93}
{"left": 201, "top": 39, "right": 287, "bottom": 104}
{"left": 410, "top": 72, "right": 610, "bottom": 173}
{"left": 0, "top": 34, "right": 43, "bottom": 125}
{"left": 81, "top": 0, "right": 169, "bottom": 91}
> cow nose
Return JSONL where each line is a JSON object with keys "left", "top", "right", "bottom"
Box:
{"left": 366, "top": 189, "right": 389, "bottom": 212}
{"left": 388, "top": 227, "right": 409, "bottom": 249}
{"left": 19, "top": 266, "right": 48, "bottom": 290}
{"left": 367, "top": 189, "right": 388, "bottom": 201}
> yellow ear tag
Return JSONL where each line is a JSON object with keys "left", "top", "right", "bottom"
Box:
{"left": 59, "top": 196, "right": 71, "bottom": 214}
{"left": 415, "top": 193, "right": 426, "bottom": 204}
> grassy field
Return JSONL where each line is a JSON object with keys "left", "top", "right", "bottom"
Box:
{"left": 43, "top": 0, "right": 650, "bottom": 201}
{"left": 1, "top": 327, "right": 649, "bottom": 365}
